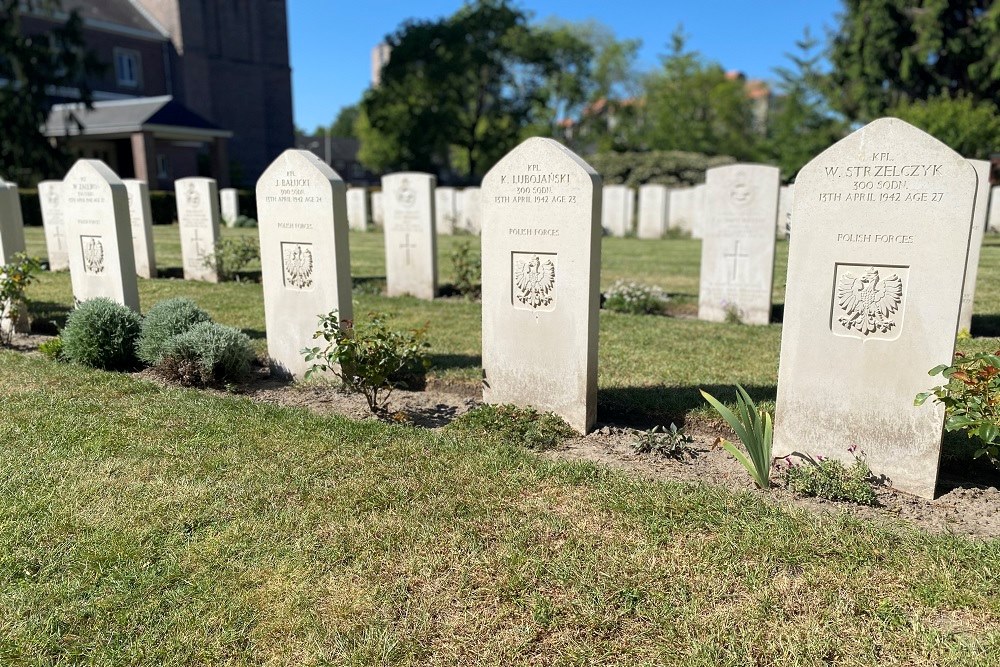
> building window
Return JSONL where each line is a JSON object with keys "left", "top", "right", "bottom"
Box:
{"left": 114, "top": 48, "right": 141, "bottom": 88}
{"left": 156, "top": 154, "right": 169, "bottom": 179}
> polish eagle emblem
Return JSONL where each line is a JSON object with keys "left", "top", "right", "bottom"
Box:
{"left": 82, "top": 237, "right": 105, "bottom": 274}
{"left": 514, "top": 254, "right": 555, "bottom": 309}
{"left": 836, "top": 267, "right": 902, "bottom": 335}
{"left": 283, "top": 244, "right": 314, "bottom": 289}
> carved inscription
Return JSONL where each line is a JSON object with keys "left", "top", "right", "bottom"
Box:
{"left": 262, "top": 170, "right": 323, "bottom": 205}
{"left": 512, "top": 252, "right": 556, "bottom": 311}
{"left": 81, "top": 236, "right": 105, "bottom": 275}
{"left": 833, "top": 265, "right": 906, "bottom": 340}
{"left": 66, "top": 180, "right": 106, "bottom": 205}
{"left": 492, "top": 163, "right": 576, "bottom": 206}
{"left": 281, "top": 242, "right": 314, "bottom": 290}
{"left": 817, "top": 152, "right": 948, "bottom": 204}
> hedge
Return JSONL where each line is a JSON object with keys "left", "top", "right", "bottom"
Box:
{"left": 18, "top": 188, "right": 258, "bottom": 226}
{"left": 586, "top": 150, "right": 737, "bottom": 189}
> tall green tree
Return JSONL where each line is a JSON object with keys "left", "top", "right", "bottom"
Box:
{"left": 540, "top": 20, "right": 642, "bottom": 152}
{"left": 0, "top": 0, "right": 102, "bottom": 183}
{"left": 889, "top": 93, "right": 1000, "bottom": 158}
{"left": 358, "top": 0, "right": 593, "bottom": 179}
{"left": 641, "top": 28, "right": 759, "bottom": 160}
{"left": 829, "top": 0, "right": 1000, "bottom": 121}
{"left": 763, "top": 29, "right": 847, "bottom": 180}
{"left": 324, "top": 104, "right": 359, "bottom": 138}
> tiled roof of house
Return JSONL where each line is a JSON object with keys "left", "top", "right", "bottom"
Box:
{"left": 45, "top": 96, "right": 231, "bottom": 137}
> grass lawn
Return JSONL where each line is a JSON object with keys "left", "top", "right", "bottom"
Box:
{"left": 2, "top": 225, "right": 998, "bottom": 663}
{"left": 1, "top": 352, "right": 999, "bottom": 664}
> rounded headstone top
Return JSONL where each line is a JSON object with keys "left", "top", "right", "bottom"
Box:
{"left": 64, "top": 159, "right": 122, "bottom": 186}
{"left": 797, "top": 116, "right": 973, "bottom": 181}
{"left": 483, "top": 137, "right": 598, "bottom": 186}
{"left": 258, "top": 149, "right": 343, "bottom": 187}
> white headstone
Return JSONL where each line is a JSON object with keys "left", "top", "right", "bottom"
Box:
{"left": 455, "top": 189, "right": 466, "bottom": 231}
{"left": 123, "top": 180, "right": 157, "bottom": 279}
{"left": 774, "top": 117, "right": 978, "bottom": 499}
{"left": 38, "top": 180, "right": 69, "bottom": 270}
{"left": 698, "top": 164, "right": 779, "bottom": 325}
{"left": 346, "top": 187, "right": 368, "bottom": 231}
{"left": 371, "top": 191, "right": 384, "bottom": 228}
{"left": 988, "top": 186, "right": 999, "bottom": 233}
{"left": 461, "top": 187, "right": 482, "bottom": 235}
{"left": 63, "top": 160, "right": 140, "bottom": 310}
{"left": 176, "top": 177, "right": 221, "bottom": 282}
{"left": 776, "top": 184, "right": 793, "bottom": 239}
{"left": 481, "top": 137, "right": 601, "bottom": 434}
{"left": 257, "top": 150, "right": 353, "bottom": 378}
{"left": 668, "top": 187, "right": 693, "bottom": 233}
{"left": 0, "top": 179, "right": 26, "bottom": 264}
{"left": 435, "top": 187, "right": 458, "bottom": 235}
{"left": 382, "top": 172, "right": 437, "bottom": 299}
{"left": 958, "top": 160, "right": 991, "bottom": 334}
{"left": 637, "top": 184, "right": 668, "bottom": 239}
{"left": 691, "top": 184, "right": 707, "bottom": 239}
{"left": 220, "top": 188, "right": 240, "bottom": 226}
{"left": 601, "top": 185, "right": 634, "bottom": 237}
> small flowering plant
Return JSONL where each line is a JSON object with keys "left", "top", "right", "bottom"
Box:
{"left": 916, "top": 351, "right": 1000, "bottom": 469}
{"left": 603, "top": 280, "right": 669, "bottom": 315}
{"left": 0, "top": 253, "right": 41, "bottom": 346}
{"left": 779, "top": 445, "right": 879, "bottom": 505}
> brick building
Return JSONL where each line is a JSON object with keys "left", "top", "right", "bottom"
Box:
{"left": 32, "top": 0, "right": 294, "bottom": 188}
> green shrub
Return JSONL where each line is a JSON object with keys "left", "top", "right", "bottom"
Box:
{"left": 158, "top": 321, "right": 254, "bottom": 386}
{"left": 204, "top": 237, "right": 259, "bottom": 282}
{"left": 781, "top": 450, "right": 879, "bottom": 506}
{"left": 602, "top": 280, "right": 669, "bottom": 315}
{"left": 916, "top": 351, "right": 1000, "bottom": 470}
{"left": 1, "top": 253, "right": 42, "bottom": 346}
{"left": 137, "top": 297, "right": 213, "bottom": 365}
{"left": 450, "top": 240, "right": 480, "bottom": 299}
{"left": 447, "top": 404, "right": 575, "bottom": 450}
{"left": 38, "top": 336, "right": 63, "bottom": 361}
{"left": 61, "top": 298, "right": 142, "bottom": 370}
{"left": 587, "top": 150, "right": 736, "bottom": 189}
{"left": 302, "top": 311, "right": 430, "bottom": 413}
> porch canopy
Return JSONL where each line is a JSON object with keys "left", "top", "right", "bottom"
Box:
{"left": 44, "top": 95, "right": 233, "bottom": 188}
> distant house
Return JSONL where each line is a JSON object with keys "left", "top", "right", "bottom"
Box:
{"left": 294, "top": 133, "right": 380, "bottom": 186}
{"left": 27, "top": 0, "right": 294, "bottom": 188}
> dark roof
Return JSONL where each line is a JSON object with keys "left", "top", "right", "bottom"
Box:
{"left": 60, "top": 0, "right": 165, "bottom": 36}
{"left": 45, "top": 96, "right": 232, "bottom": 138}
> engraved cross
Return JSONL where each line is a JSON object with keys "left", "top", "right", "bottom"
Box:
{"left": 53, "top": 224, "right": 66, "bottom": 251}
{"left": 191, "top": 228, "right": 205, "bottom": 258}
{"left": 399, "top": 233, "right": 417, "bottom": 265}
{"left": 724, "top": 240, "right": 749, "bottom": 282}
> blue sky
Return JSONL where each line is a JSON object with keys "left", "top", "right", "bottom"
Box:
{"left": 288, "top": 0, "right": 844, "bottom": 132}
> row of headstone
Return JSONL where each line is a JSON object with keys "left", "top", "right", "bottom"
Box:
{"left": 250, "top": 141, "right": 601, "bottom": 432}
{"left": 14, "top": 120, "right": 995, "bottom": 501}
{"left": 38, "top": 172, "right": 222, "bottom": 284}
{"left": 479, "top": 120, "right": 991, "bottom": 500}
{"left": 601, "top": 181, "right": 787, "bottom": 241}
